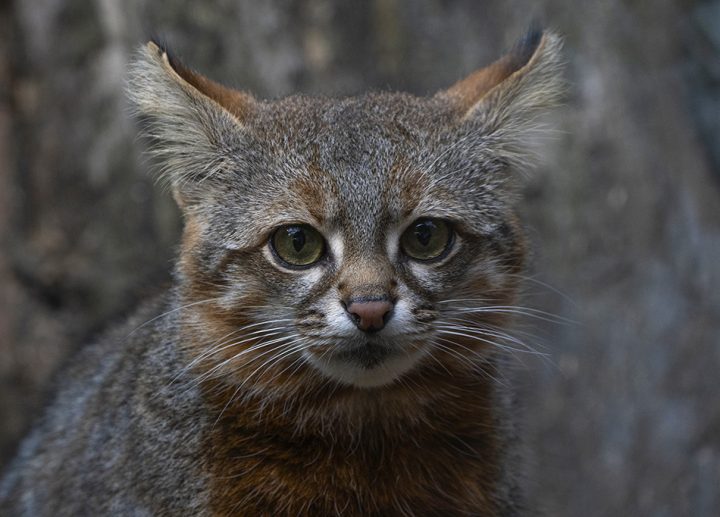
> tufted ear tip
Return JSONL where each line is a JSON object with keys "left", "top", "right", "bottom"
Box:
{"left": 438, "top": 28, "right": 563, "bottom": 119}
{"left": 145, "top": 37, "right": 175, "bottom": 64}
{"left": 506, "top": 25, "right": 544, "bottom": 73}
{"left": 132, "top": 38, "right": 256, "bottom": 123}
{"left": 146, "top": 39, "right": 162, "bottom": 54}
{"left": 433, "top": 28, "right": 564, "bottom": 173}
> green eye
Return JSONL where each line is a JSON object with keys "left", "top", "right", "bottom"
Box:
{"left": 400, "top": 218, "right": 453, "bottom": 262}
{"left": 271, "top": 224, "right": 326, "bottom": 267}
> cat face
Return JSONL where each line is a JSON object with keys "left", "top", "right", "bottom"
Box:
{"left": 129, "top": 30, "right": 561, "bottom": 391}
{"left": 174, "top": 95, "right": 524, "bottom": 387}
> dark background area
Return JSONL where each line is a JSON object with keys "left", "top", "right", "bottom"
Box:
{"left": 1, "top": 1, "right": 719, "bottom": 515}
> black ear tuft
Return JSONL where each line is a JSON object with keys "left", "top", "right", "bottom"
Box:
{"left": 148, "top": 33, "right": 169, "bottom": 54}
{"left": 507, "top": 24, "right": 544, "bottom": 72}
{"left": 147, "top": 34, "right": 182, "bottom": 71}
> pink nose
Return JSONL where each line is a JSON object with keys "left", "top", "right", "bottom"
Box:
{"left": 345, "top": 299, "right": 394, "bottom": 332}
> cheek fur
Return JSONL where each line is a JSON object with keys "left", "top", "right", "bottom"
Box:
{"left": 310, "top": 293, "right": 356, "bottom": 336}
{"left": 381, "top": 296, "right": 429, "bottom": 337}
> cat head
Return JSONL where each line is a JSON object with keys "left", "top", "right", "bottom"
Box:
{"left": 129, "top": 29, "right": 562, "bottom": 391}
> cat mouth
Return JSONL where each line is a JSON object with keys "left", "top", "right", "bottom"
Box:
{"left": 333, "top": 342, "right": 393, "bottom": 369}
{"left": 304, "top": 340, "right": 428, "bottom": 388}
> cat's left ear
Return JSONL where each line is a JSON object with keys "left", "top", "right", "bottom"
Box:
{"left": 128, "top": 40, "right": 256, "bottom": 207}
{"left": 437, "top": 29, "right": 563, "bottom": 164}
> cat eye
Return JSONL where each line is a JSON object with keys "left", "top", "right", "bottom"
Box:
{"left": 271, "top": 224, "right": 326, "bottom": 267}
{"left": 400, "top": 218, "right": 453, "bottom": 262}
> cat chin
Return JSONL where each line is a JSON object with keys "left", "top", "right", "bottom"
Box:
{"left": 303, "top": 346, "right": 428, "bottom": 388}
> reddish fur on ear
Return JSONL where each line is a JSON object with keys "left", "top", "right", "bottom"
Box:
{"left": 146, "top": 41, "right": 255, "bottom": 122}
{"left": 440, "top": 29, "right": 546, "bottom": 115}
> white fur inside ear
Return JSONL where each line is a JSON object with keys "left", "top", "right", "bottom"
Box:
{"left": 445, "top": 32, "right": 565, "bottom": 173}
{"left": 126, "top": 43, "right": 244, "bottom": 189}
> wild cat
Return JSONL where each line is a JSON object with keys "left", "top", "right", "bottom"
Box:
{"left": 0, "top": 28, "right": 562, "bottom": 516}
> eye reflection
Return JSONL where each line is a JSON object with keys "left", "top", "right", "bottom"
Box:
{"left": 400, "top": 219, "right": 453, "bottom": 262}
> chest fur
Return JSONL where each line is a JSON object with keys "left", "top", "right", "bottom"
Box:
{"left": 202, "top": 386, "right": 509, "bottom": 516}
{"left": 209, "top": 432, "right": 502, "bottom": 516}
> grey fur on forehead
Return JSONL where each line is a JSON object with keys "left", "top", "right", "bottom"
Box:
{"left": 213, "top": 93, "right": 503, "bottom": 247}
{"left": 253, "top": 93, "right": 447, "bottom": 162}
{"left": 186, "top": 95, "right": 511, "bottom": 248}
{"left": 261, "top": 94, "right": 447, "bottom": 220}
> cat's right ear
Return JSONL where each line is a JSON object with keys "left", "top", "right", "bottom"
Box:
{"left": 128, "top": 41, "right": 255, "bottom": 207}
{"left": 436, "top": 29, "right": 563, "bottom": 169}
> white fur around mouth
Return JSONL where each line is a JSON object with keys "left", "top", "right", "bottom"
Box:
{"left": 303, "top": 344, "right": 428, "bottom": 388}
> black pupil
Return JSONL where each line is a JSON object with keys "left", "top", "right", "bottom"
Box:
{"left": 288, "top": 227, "right": 306, "bottom": 252}
{"left": 414, "top": 221, "right": 434, "bottom": 247}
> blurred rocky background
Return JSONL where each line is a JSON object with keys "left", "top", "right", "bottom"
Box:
{"left": 1, "top": 1, "right": 718, "bottom": 515}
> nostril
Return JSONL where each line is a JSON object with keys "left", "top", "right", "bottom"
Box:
{"left": 345, "top": 299, "right": 394, "bottom": 332}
